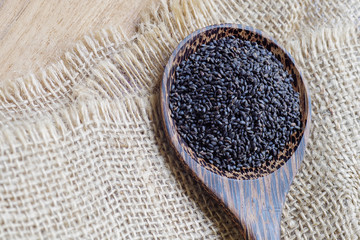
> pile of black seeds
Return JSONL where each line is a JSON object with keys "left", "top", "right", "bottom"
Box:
{"left": 169, "top": 36, "right": 301, "bottom": 170}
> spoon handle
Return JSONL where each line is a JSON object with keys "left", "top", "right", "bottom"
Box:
{"left": 198, "top": 173, "right": 285, "bottom": 239}
{"left": 226, "top": 176, "right": 284, "bottom": 239}
{"left": 191, "top": 151, "right": 301, "bottom": 239}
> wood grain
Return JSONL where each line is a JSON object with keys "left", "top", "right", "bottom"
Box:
{"left": 161, "top": 24, "right": 311, "bottom": 239}
{"left": 0, "top": 0, "right": 154, "bottom": 81}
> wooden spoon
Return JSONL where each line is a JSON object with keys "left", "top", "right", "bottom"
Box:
{"left": 160, "top": 24, "right": 311, "bottom": 240}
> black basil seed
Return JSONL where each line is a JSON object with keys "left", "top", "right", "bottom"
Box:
{"left": 169, "top": 36, "right": 301, "bottom": 171}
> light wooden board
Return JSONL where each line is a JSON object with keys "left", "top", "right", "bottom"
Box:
{"left": 0, "top": 0, "right": 154, "bottom": 80}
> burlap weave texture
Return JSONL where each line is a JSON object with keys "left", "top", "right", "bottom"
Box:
{"left": 0, "top": 0, "right": 359, "bottom": 239}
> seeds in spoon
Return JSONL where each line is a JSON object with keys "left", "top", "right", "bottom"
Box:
{"left": 169, "top": 36, "right": 301, "bottom": 171}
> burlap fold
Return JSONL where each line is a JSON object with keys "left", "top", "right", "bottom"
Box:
{"left": 0, "top": 0, "right": 359, "bottom": 239}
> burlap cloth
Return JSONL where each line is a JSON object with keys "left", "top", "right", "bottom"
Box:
{"left": 0, "top": 0, "right": 359, "bottom": 239}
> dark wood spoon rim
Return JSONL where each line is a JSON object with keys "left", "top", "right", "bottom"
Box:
{"left": 160, "top": 23, "right": 311, "bottom": 180}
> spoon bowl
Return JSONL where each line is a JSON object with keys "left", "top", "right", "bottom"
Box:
{"left": 160, "top": 24, "right": 311, "bottom": 239}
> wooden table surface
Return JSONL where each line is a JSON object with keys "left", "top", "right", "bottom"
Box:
{"left": 0, "top": 0, "right": 154, "bottom": 81}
